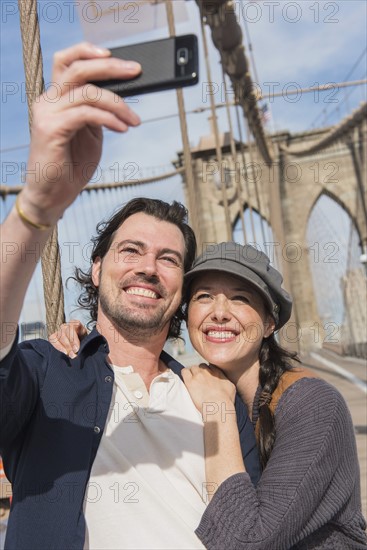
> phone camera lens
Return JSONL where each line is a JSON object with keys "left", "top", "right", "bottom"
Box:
{"left": 177, "top": 48, "right": 188, "bottom": 65}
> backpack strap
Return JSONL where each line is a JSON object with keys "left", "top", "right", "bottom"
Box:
{"left": 269, "top": 367, "right": 318, "bottom": 415}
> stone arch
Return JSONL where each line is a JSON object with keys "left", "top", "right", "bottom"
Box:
{"left": 232, "top": 203, "right": 274, "bottom": 248}
{"left": 305, "top": 189, "right": 363, "bottom": 247}
{"left": 305, "top": 193, "right": 365, "bottom": 354}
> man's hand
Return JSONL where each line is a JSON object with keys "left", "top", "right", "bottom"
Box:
{"left": 1, "top": 42, "right": 141, "bottom": 351}
{"left": 49, "top": 320, "right": 88, "bottom": 359}
{"left": 20, "top": 42, "right": 141, "bottom": 226}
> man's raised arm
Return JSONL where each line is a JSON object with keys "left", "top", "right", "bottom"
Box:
{"left": 0, "top": 42, "right": 141, "bottom": 350}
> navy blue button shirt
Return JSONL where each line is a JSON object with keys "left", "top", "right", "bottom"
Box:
{"left": 0, "top": 328, "right": 260, "bottom": 549}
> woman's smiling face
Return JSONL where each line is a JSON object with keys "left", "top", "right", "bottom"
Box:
{"left": 187, "top": 271, "right": 275, "bottom": 375}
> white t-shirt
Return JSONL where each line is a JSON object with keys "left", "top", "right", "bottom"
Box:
{"left": 83, "top": 365, "right": 207, "bottom": 550}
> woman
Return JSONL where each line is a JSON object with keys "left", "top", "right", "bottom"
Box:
{"left": 53, "top": 242, "right": 366, "bottom": 549}
{"left": 181, "top": 242, "right": 366, "bottom": 548}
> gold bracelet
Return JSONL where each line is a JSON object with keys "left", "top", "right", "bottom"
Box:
{"left": 15, "top": 195, "right": 52, "bottom": 231}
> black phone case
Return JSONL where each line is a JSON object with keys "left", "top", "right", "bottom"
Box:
{"left": 93, "top": 35, "right": 198, "bottom": 97}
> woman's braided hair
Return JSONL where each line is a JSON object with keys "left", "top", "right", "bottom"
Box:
{"left": 257, "top": 334, "right": 300, "bottom": 470}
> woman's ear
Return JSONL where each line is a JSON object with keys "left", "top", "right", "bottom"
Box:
{"left": 92, "top": 257, "right": 102, "bottom": 287}
{"left": 264, "top": 315, "right": 276, "bottom": 338}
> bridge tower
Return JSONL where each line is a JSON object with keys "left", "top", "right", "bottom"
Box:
{"left": 175, "top": 108, "right": 366, "bottom": 354}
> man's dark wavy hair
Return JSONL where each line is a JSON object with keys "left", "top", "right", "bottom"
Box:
{"left": 73, "top": 198, "right": 197, "bottom": 339}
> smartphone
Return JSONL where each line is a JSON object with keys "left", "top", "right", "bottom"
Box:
{"left": 93, "top": 34, "right": 199, "bottom": 97}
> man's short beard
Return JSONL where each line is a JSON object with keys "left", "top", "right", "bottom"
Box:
{"left": 98, "top": 287, "right": 170, "bottom": 337}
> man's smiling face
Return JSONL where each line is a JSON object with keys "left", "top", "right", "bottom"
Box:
{"left": 92, "top": 212, "right": 186, "bottom": 338}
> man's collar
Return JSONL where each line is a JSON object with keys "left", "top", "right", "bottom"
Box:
{"left": 78, "top": 327, "right": 109, "bottom": 355}
{"left": 78, "top": 328, "right": 184, "bottom": 380}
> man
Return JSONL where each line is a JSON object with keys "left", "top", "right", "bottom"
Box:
{"left": 0, "top": 43, "right": 260, "bottom": 549}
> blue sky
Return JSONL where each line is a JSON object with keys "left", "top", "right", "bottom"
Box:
{"left": 1, "top": 0, "right": 366, "bottom": 331}
{"left": 2, "top": 1, "right": 366, "bottom": 176}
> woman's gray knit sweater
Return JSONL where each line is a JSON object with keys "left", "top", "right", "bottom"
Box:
{"left": 195, "top": 377, "right": 367, "bottom": 549}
